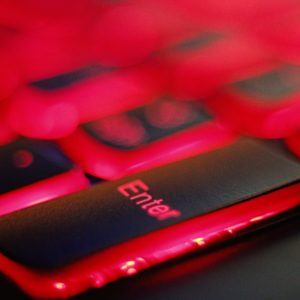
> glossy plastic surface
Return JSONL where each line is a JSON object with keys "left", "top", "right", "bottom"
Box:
{"left": 0, "top": 182, "right": 299, "bottom": 299}
{"left": 0, "top": 167, "right": 88, "bottom": 216}
{"left": 0, "top": 139, "right": 89, "bottom": 215}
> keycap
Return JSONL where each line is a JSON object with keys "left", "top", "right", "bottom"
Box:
{"left": 0, "top": 139, "right": 89, "bottom": 216}
{"left": 204, "top": 64, "right": 300, "bottom": 138}
{"left": 0, "top": 138, "right": 299, "bottom": 298}
{"left": 7, "top": 64, "right": 164, "bottom": 139}
{"left": 59, "top": 97, "right": 236, "bottom": 179}
{"left": 160, "top": 33, "right": 273, "bottom": 99}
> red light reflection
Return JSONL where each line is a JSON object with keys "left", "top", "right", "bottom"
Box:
{"left": 13, "top": 150, "right": 34, "bottom": 168}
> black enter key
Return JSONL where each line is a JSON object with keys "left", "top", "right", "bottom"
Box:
{"left": 0, "top": 139, "right": 299, "bottom": 269}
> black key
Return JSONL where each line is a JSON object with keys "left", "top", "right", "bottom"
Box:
{"left": 0, "top": 139, "right": 299, "bottom": 269}
{"left": 0, "top": 139, "right": 74, "bottom": 194}
{"left": 83, "top": 98, "right": 212, "bottom": 150}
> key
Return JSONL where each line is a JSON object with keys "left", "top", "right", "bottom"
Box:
{"left": 0, "top": 138, "right": 89, "bottom": 216}
{"left": 205, "top": 64, "right": 300, "bottom": 138}
{"left": 159, "top": 33, "right": 273, "bottom": 99}
{"left": 59, "top": 97, "right": 236, "bottom": 179}
{"left": 0, "top": 138, "right": 299, "bottom": 298}
{"left": 7, "top": 64, "right": 164, "bottom": 139}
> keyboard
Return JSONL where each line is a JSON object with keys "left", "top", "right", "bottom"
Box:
{"left": 0, "top": 1, "right": 300, "bottom": 299}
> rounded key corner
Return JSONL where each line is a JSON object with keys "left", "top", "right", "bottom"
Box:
{"left": 59, "top": 119, "right": 236, "bottom": 180}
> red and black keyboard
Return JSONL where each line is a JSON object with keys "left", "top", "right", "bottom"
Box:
{"left": 0, "top": 1, "right": 300, "bottom": 299}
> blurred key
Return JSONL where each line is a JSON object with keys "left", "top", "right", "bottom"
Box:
{"left": 0, "top": 139, "right": 89, "bottom": 216}
{"left": 204, "top": 64, "right": 300, "bottom": 138}
{"left": 7, "top": 65, "right": 164, "bottom": 139}
{"left": 160, "top": 34, "right": 273, "bottom": 99}
{"left": 59, "top": 97, "right": 236, "bottom": 179}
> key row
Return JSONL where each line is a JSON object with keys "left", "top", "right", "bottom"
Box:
{"left": 1, "top": 58, "right": 300, "bottom": 141}
{"left": 1, "top": 2, "right": 300, "bottom": 97}
{"left": 0, "top": 117, "right": 300, "bottom": 217}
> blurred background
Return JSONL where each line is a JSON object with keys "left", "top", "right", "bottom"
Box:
{"left": 1, "top": 0, "right": 300, "bottom": 144}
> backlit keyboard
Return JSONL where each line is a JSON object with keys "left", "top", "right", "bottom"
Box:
{"left": 0, "top": 1, "right": 300, "bottom": 298}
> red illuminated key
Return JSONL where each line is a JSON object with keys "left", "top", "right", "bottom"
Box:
{"left": 0, "top": 139, "right": 299, "bottom": 298}
{"left": 159, "top": 33, "right": 273, "bottom": 99}
{"left": 204, "top": 64, "right": 300, "bottom": 138}
{"left": 0, "top": 138, "right": 89, "bottom": 216}
{"left": 7, "top": 65, "right": 164, "bottom": 139}
{"left": 59, "top": 98, "right": 236, "bottom": 179}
